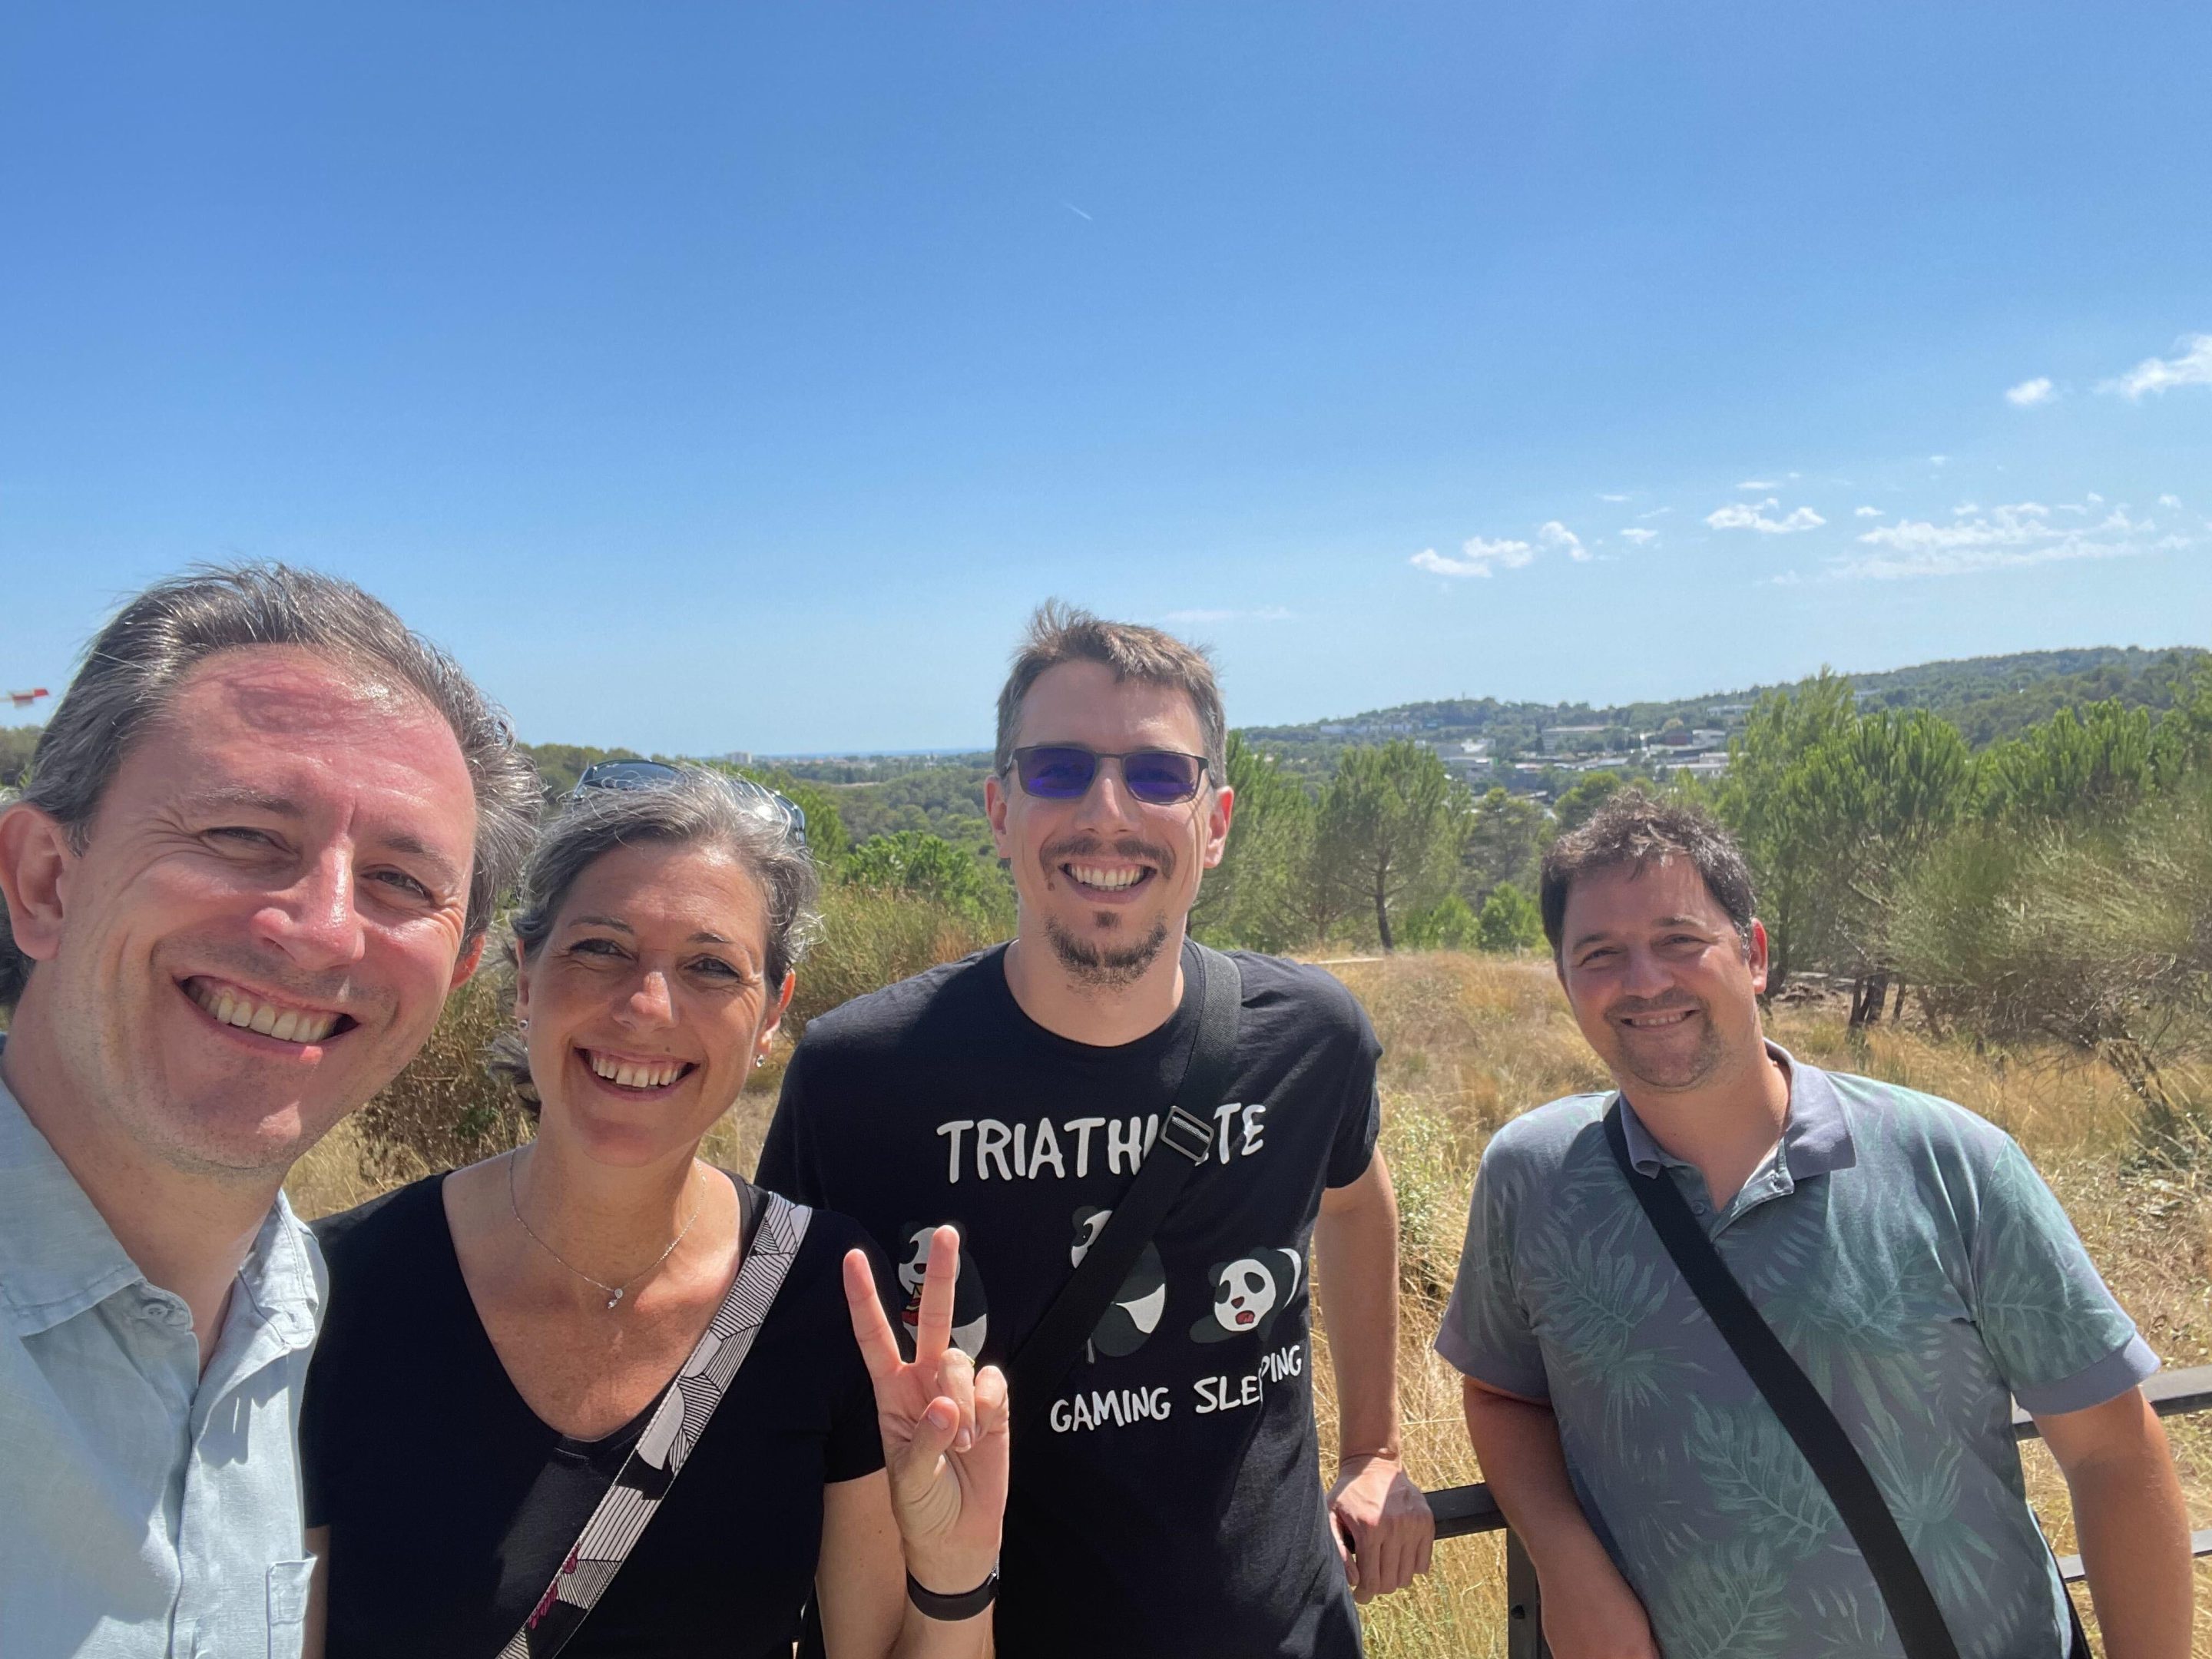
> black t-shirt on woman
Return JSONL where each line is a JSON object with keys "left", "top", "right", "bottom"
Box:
{"left": 301, "top": 1174, "right": 883, "bottom": 1659}
{"left": 756, "top": 942, "right": 1382, "bottom": 1659}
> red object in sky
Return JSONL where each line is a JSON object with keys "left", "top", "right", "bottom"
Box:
{"left": 7, "top": 687, "right": 49, "bottom": 708}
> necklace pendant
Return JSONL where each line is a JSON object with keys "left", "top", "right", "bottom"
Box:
{"left": 606, "top": 1289, "right": 624, "bottom": 1309}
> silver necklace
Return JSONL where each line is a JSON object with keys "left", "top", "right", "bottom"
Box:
{"left": 506, "top": 1150, "right": 704, "bottom": 1310}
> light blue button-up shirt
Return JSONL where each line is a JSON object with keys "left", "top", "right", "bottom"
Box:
{"left": 0, "top": 1050, "right": 326, "bottom": 1658}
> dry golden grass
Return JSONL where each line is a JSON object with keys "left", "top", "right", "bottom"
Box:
{"left": 286, "top": 949, "right": 2212, "bottom": 1655}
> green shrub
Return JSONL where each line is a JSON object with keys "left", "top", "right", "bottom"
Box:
{"left": 843, "top": 830, "right": 1014, "bottom": 928}
{"left": 1398, "top": 892, "right": 1481, "bottom": 952}
{"left": 1476, "top": 882, "right": 1545, "bottom": 954}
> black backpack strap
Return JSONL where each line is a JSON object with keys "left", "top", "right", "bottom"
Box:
{"left": 1009, "top": 942, "right": 1242, "bottom": 1427}
{"left": 1601, "top": 1101, "right": 1965, "bottom": 1659}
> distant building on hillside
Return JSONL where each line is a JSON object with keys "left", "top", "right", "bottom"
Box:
{"left": 1541, "top": 724, "right": 1611, "bottom": 754}
{"left": 1432, "top": 737, "right": 1493, "bottom": 778}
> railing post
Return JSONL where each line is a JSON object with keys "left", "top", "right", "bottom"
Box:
{"left": 1504, "top": 1529, "right": 1551, "bottom": 1659}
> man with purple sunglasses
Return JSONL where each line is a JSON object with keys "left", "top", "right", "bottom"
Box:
{"left": 759, "top": 602, "right": 1432, "bottom": 1657}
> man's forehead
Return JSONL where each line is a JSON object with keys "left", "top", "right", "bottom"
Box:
{"left": 128, "top": 647, "right": 475, "bottom": 822}
{"left": 164, "top": 645, "right": 429, "bottom": 737}
{"left": 1565, "top": 856, "right": 1726, "bottom": 929}
{"left": 1015, "top": 661, "right": 1207, "bottom": 748}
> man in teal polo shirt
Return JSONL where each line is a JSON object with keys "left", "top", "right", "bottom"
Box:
{"left": 1438, "top": 792, "right": 2193, "bottom": 1659}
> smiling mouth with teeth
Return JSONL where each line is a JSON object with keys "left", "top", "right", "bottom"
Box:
{"left": 1063, "top": 862, "right": 1155, "bottom": 893}
{"left": 582, "top": 1050, "right": 695, "bottom": 1091}
{"left": 185, "top": 979, "right": 348, "bottom": 1045}
{"left": 1618, "top": 1007, "right": 1698, "bottom": 1030}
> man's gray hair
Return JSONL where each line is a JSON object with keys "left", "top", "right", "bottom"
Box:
{"left": 488, "top": 767, "right": 820, "bottom": 1105}
{"left": 0, "top": 563, "right": 542, "bottom": 1007}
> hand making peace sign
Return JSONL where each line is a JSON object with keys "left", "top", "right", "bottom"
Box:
{"left": 843, "top": 1227, "right": 1010, "bottom": 1599}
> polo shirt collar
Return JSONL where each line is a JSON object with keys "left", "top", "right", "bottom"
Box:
{"left": 1617, "top": 1040, "right": 1857, "bottom": 1181}
{"left": 0, "top": 1042, "right": 320, "bottom": 1346}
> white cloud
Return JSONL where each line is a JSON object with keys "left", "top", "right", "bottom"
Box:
{"left": 1833, "top": 502, "right": 2184, "bottom": 580}
{"left": 2005, "top": 376, "right": 2057, "bottom": 407}
{"left": 1854, "top": 505, "right": 1884, "bottom": 518}
{"left": 1538, "top": 521, "right": 1592, "bottom": 562}
{"left": 2160, "top": 493, "right": 2183, "bottom": 508}
{"left": 1637, "top": 506, "right": 1673, "bottom": 520}
{"left": 2087, "top": 491, "right": 2104, "bottom": 503}
{"left": 1598, "top": 492, "right": 1631, "bottom": 503}
{"left": 1929, "top": 455, "right": 1949, "bottom": 467}
{"left": 1619, "top": 526, "right": 1660, "bottom": 546}
{"left": 1737, "top": 478, "right": 1779, "bottom": 491}
{"left": 1411, "top": 536, "right": 1535, "bottom": 579}
{"left": 1952, "top": 502, "right": 1979, "bottom": 515}
{"left": 1706, "top": 498, "right": 1827, "bottom": 535}
{"left": 2100, "top": 333, "right": 2212, "bottom": 399}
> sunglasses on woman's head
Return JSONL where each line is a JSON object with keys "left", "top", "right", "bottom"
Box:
{"left": 571, "top": 760, "right": 809, "bottom": 848}
{"left": 1006, "top": 745, "right": 1209, "bottom": 806}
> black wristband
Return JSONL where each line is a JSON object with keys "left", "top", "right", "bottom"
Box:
{"left": 906, "top": 1561, "right": 998, "bottom": 1621}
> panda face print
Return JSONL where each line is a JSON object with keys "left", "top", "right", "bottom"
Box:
{"left": 1214, "top": 1260, "right": 1274, "bottom": 1332}
{"left": 891, "top": 1220, "right": 989, "bottom": 1358}
{"left": 1188, "top": 1248, "right": 1303, "bottom": 1345}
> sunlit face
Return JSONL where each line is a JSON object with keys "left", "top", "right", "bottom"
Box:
{"left": 1555, "top": 856, "right": 1770, "bottom": 1097}
{"left": 514, "top": 840, "right": 790, "bottom": 1169}
{"left": 0, "top": 647, "right": 482, "bottom": 1177}
{"left": 984, "top": 661, "right": 1231, "bottom": 985}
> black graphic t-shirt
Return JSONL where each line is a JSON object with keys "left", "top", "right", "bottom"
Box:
{"left": 756, "top": 942, "right": 1382, "bottom": 1659}
{"left": 301, "top": 1174, "right": 883, "bottom": 1659}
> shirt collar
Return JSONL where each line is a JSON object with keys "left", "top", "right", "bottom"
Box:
{"left": 1617, "top": 1041, "right": 1857, "bottom": 1181}
{"left": 0, "top": 1041, "right": 322, "bottom": 1345}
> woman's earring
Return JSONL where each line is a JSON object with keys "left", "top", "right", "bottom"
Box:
{"left": 753, "top": 1054, "right": 766, "bottom": 1069}
{"left": 517, "top": 1018, "right": 529, "bottom": 1033}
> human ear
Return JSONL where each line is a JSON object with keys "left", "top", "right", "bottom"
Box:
{"left": 449, "top": 932, "right": 488, "bottom": 990}
{"left": 511, "top": 939, "right": 535, "bottom": 1021}
{"left": 983, "top": 772, "right": 1015, "bottom": 859}
{"left": 0, "top": 803, "right": 75, "bottom": 963}
{"left": 1745, "top": 919, "right": 1770, "bottom": 994}
{"left": 1200, "top": 785, "right": 1235, "bottom": 871}
{"left": 755, "top": 971, "right": 797, "bottom": 1058}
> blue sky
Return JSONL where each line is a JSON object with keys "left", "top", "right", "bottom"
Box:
{"left": 3, "top": 3, "right": 2207, "bottom": 754}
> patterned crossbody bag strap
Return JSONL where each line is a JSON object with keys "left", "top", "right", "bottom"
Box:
{"left": 500, "top": 1189, "right": 815, "bottom": 1659}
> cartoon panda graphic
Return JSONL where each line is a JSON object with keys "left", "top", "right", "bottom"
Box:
{"left": 1069, "top": 1205, "right": 1166, "bottom": 1360}
{"left": 1188, "top": 1248, "right": 1303, "bottom": 1344}
{"left": 894, "top": 1220, "right": 988, "bottom": 1357}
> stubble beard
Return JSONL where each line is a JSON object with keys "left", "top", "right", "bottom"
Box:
{"left": 1606, "top": 1002, "right": 1729, "bottom": 1095}
{"left": 1043, "top": 913, "right": 1174, "bottom": 991}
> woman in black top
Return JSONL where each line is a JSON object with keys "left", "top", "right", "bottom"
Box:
{"left": 301, "top": 766, "right": 1007, "bottom": 1659}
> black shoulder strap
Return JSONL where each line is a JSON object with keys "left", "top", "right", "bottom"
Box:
{"left": 1009, "top": 942, "right": 1242, "bottom": 1426}
{"left": 1601, "top": 1101, "right": 1966, "bottom": 1659}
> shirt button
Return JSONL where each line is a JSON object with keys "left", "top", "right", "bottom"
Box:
{"left": 1690, "top": 1200, "right": 1710, "bottom": 1215}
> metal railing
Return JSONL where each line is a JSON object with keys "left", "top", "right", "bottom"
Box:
{"left": 1419, "top": 1363, "right": 2212, "bottom": 1659}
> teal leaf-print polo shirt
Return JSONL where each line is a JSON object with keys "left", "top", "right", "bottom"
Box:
{"left": 1436, "top": 1045, "right": 2157, "bottom": 1659}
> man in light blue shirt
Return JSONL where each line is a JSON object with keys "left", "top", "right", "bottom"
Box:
{"left": 0, "top": 565, "right": 538, "bottom": 1657}
{"left": 1439, "top": 792, "right": 2194, "bottom": 1659}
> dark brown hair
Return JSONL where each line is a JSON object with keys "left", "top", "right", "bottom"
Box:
{"left": 1539, "top": 790, "right": 1757, "bottom": 955}
{"left": 994, "top": 601, "right": 1227, "bottom": 781}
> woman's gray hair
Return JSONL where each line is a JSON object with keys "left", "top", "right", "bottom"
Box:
{"left": 488, "top": 767, "right": 820, "bottom": 1106}
{"left": 0, "top": 562, "right": 542, "bottom": 1008}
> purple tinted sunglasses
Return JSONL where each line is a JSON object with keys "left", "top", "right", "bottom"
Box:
{"left": 1007, "top": 745, "right": 1209, "bottom": 805}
